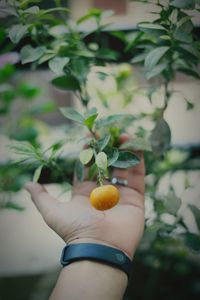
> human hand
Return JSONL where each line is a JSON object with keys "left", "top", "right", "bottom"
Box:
{"left": 25, "top": 152, "right": 145, "bottom": 259}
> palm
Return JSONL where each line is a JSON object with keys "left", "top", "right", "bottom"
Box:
{"left": 25, "top": 154, "right": 145, "bottom": 258}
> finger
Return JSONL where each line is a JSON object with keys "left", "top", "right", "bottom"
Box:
{"left": 25, "top": 182, "right": 58, "bottom": 217}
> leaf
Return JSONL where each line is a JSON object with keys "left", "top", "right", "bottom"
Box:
{"left": 112, "top": 151, "right": 140, "bottom": 169}
{"left": 139, "top": 23, "right": 166, "bottom": 30}
{"left": 145, "top": 63, "right": 167, "bottom": 80}
{"left": 20, "top": 45, "right": 46, "bottom": 64}
{"left": 185, "top": 99, "right": 194, "bottom": 110}
{"left": 9, "top": 24, "right": 28, "bottom": 44}
{"left": 170, "top": 0, "right": 195, "bottom": 9}
{"left": 96, "top": 152, "right": 108, "bottom": 170}
{"left": 185, "top": 233, "right": 200, "bottom": 251}
{"left": 24, "top": 6, "right": 40, "bottom": 14}
{"left": 4, "top": 202, "right": 24, "bottom": 211}
{"left": 49, "top": 57, "right": 70, "bottom": 74}
{"left": 150, "top": 118, "right": 171, "bottom": 155}
{"left": 163, "top": 192, "right": 181, "bottom": 215}
{"left": 189, "top": 204, "right": 200, "bottom": 231}
{"left": 107, "top": 148, "right": 119, "bottom": 166}
{"left": 96, "top": 114, "right": 135, "bottom": 128}
{"left": 180, "top": 44, "right": 200, "bottom": 58}
{"left": 84, "top": 113, "right": 98, "bottom": 130}
{"left": 169, "top": 8, "right": 178, "bottom": 24}
{"left": 59, "top": 107, "right": 84, "bottom": 124}
{"left": 79, "top": 148, "right": 93, "bottom": 165}
{"left": 51, "top": 75, "right": 80, "bottom": 91}
{"left": 131, "top": 53, "right": 147, "bottom": 64}
{"left": 178, "top": 67, "right": 200, "bottom": 79}
{"left": 120, "top": 138, "right": 152, "bottom": 152}
{"left": 33, "top": 165, "right": 43, "bottom": 182}
{"left": 75, "top": 160, "right": 84, "bottom": 182}
{"left": 98, "top": 134, "right": 111, "bottom": 151}
{"left": 145, "top": 46, "right": 169, "bottom": 71}
{"left": 88, "top": 163, "right": 98, "bottom": 180}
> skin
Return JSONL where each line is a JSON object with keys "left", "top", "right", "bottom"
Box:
{"left": 25, "top": 139, "right": 145, "bottom": 300}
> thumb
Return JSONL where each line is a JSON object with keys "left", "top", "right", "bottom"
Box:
{"left": 25, "top": 182, "right": 58, "bottom": 218}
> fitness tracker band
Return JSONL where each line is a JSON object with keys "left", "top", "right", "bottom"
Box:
{"left": 60, "top": 243, "right": 132, "bottom": 277}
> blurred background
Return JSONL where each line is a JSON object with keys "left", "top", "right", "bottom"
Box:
{"left": 0, "top": 0, "right": 200, "bottom": 299}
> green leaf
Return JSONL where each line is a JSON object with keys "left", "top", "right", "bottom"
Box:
{"left": 84, "top": 113, "right": 98, "bottom": 130}
{"left": 38, "top": 53, "right": 55, "bottom": 64}
{"left": 178, "top": 67, "right": 200, "bottom": 79}
{"left": 51, "top": 75, "right": 80, "bottom": 91}
{"left": 98, "top": 134, "right": 111, "bottom": 151}
{"left": 33, "top": 165, "right": 43, "bottom": 182}
{"left": 79, "top": 148, "right": 93, "bottom": 165}
{"left": 120, "top": 138, "right": 152, "bottom": 152}
{"left": 189, "top": 204, "right": 200, "bottom": 231}
{"left": 145, "top": 46, "right": 169, "bottom": 71}
{"left": 145, "top": 63, "right": 167, "bottom": 80}
{"left": 163, "top": 192, "right": 181, "bottom": 215}
{"left": 112, "top": 151, "right": 140, "bottom": 169}
{"left": 4, "top": 202, "right": 24, "bottom": 211}
{"left": 150, "top": 118, "right": 171, "bottom": 155}
{"left": 9, "top": 24, "right": 28, "bottom": 43}
{"left": 139, "top": 23, "right": 166, "bottom": 30}
{"left": 96, "top": 114, "right": 135, "bottom": 128}
{"left": 170, "top": 0, "right": 195, "bottom": 9}
{"left": 107, "top": 148, "right": 119, "bottom": 166}
{"left": 185, "top": 233, "right": 200, "bottom": 251}
{"left": 88, "top": 163, "right": 98, "bottom": 180}
{"left": 96, "top": 152, "right": 108, "bottom": 170}
{"left": 59, "top": 107, "right": 84, "bottom": 124}
{"left": 49, "top": 57, "right": 70, "bottom": 74}
{"left": 179, "top": 44, "right": 200, "bottom": 58}
{"left": 24, "top": 6, "right": 40, "bottom": 14}
{"left": 131, "top": 53, "right": 147, "bottom": 64}
{"left": 20, "top": 45, "right": 46, "bottom": 64}
{"left": 185, "top": 99, "right": 194, "bottom": 110}
{"left": 75, "top": 160, "right": 84, "bottom": 182}
{"left": 169, "top": 8, "right": 178, "bottom": 24}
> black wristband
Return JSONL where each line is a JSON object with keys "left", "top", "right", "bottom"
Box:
{"left": 60, "top": 243, "right": 132, "bottom": 277}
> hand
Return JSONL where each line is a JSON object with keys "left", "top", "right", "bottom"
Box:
{"left": 25, "top": 153, "right": 145, "bottom": 259}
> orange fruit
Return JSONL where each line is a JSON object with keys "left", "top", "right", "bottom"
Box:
{"left": 90, "top": 185, "right": 120, "bottom": 211}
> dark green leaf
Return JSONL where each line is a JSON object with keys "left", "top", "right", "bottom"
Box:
{"left": 120, "top": 138, "right": 152, "bottom": 152}
{"left": 145, "top": 46, "right": 169, "bottom": 71}
{"left": 112, "top": 151, "right": 140, "bottom": 168}
{"left": 178, "top": 67, "right": 200, "bottom": 79}
{"left": 163, "top": 192, "right": 181, "bottom": 215}
{"left": 185, "top": 233, "right": 200, "bottom": 251}
{"left": 96, "top": 114, "right": 135, "bottom": 128}
{"left": 179, "top": 44, "right": 200, "bottom": 58}
{"left": 189, "top": 204, "right": 200, "bottom": 231}
{"left": 150, "top": 118, "right": 171, "bottom": 155}
{"left": 185, "top": 99, "right": 194, "bottom": 110}
{"left": 131, "top": 53, "right": 147, "bottom": 63}
{"left": 20, "top": 45, "right": 46, "bottom": 64}
{"left": 107, "top": 148, "right": 119, "bottom": 166}
{"left": 88, "top": 163, "right": 98, "bottom": 180}
{"left": 75, "top": 160, "right": 84, "bottom": 182}
{"left": 51, "top": 75, "right": 80, "bottom": 91}
{"left": 145, "top": 63, "right": 167, "bottom": 80}
{"left": 49, "top": 57, "right": 70, "bottom": 74}
{"left": 9, "top": 24, "right": 28, "bottom": 43}
{"left": 59, "top": 107, "right": 84, "bottom": 124}
{"left": 170, "top": 0, "right": 195, "bottom": 9}
{"left": 4, "top": 202, "right": 24, "bottom": 211}
{"left": 98, "top": 134, "right": 111, "bottom": 151}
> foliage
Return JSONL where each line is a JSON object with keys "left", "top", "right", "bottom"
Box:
{"left": 1, "top": 1, "right": 200, "bottom": 294}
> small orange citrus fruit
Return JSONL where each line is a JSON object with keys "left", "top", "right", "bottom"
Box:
{"left": 90, "top": 185, "right": 120, "bottom": 211}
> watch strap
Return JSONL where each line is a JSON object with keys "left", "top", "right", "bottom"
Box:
{"left": 60, "top": 243, "right": 132, "bottom": 277}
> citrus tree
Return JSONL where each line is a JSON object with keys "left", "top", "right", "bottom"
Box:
{"left": 1, "top": 0, "right": 200, "bottom": 297}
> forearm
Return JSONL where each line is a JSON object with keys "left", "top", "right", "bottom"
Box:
{"left": 49, "top": 260, "right": 128, "bottom": 300}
